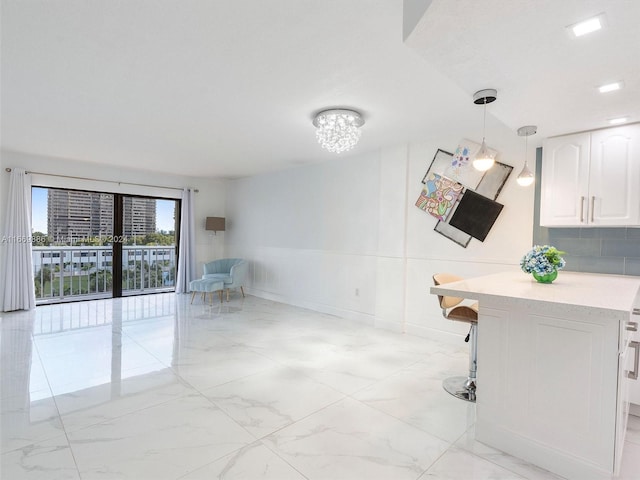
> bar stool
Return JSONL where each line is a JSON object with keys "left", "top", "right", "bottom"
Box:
{"left": 433, "top": 273, "right": 478, "bottom": 402}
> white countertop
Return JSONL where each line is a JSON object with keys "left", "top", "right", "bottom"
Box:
{"left": 430, "top": 269, "right": 640, "bottom": 314}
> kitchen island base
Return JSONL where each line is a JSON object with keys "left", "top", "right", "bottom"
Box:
{"left": 431, "top": 271, "right": 640, "bottom": 480}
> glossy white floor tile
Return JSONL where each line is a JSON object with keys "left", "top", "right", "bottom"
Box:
{"left": 263, "top": 396, "right": 450, "bottom": 480}
{"left": 202, "top": 366, "right": 345, "bottom": 438}
{"left": 1, "top": 293, "right": 639, "bottom": 480}
{"left": 353, "top": 358, "right": 475, "bottom": 443}
{"left": 1, "top": 435, "right": 80, "bottom": 480}
{"left": 454, "top": 426, "right": 564, "bottom": 480}
{"left": 418, "top": 446, "right": 527, "bottom": 479}
{"left": 67, "top": 393, "right": 255, "bottom": 480}
{"left": 179, "top": 441, "right": 306, "bottom": 480}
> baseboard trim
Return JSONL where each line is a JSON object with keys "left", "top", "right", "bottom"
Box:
{"left": 246, "top": 288, "right": 375, "bottom": 326}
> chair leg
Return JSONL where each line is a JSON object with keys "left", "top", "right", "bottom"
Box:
{"left": 190, "top": 291, "right": 196, "bottom": 304}
{"left": 240, "top": 286, "right": 245, "bottom": 298}
{"left": 226, "top": 289, "right": 230, "bottom": 302}
{"left": 218, "top": 290, "right": 223, "bottom": 303}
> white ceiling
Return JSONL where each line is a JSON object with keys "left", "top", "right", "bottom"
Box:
{"left": 406, "top": 0, "right": 640, "bottom": 141}
{"left": 2, "top": 0, "right": 638, "bottom": 179}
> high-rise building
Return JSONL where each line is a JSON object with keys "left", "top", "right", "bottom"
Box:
{"left": 47, "top": 189, "right": 156, "bottom": 242}
{"left": 123, "top": 197, "right": 156, "bottom": 237}
{"left": 47, "top": 190, "right": 114, "bottom": 241}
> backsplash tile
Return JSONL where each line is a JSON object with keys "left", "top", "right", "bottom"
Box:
{"left": 547, "top": 234, "right": 601, "bottom": 256}
{"left": 561, "top": 255, "right": 583, "bottom": 273}
{"left": 626, "top": 228, "right": 640, "bottom": 240}
{"left": 625, "top": 258, "right": 640, "bottom": 276}
{"left": 578, "top": 256, "right": 625, "bottom": 275}
{"left": 602, "top": 239, "right": 640, "bottom": 258}
{"left": 579, "top": 227, "right": 627, "bottom": 239}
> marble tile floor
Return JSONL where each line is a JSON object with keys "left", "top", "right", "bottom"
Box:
{"left": 1, "top": 293, "right": 639, "bottom": 480}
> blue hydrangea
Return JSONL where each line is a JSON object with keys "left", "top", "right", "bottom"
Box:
{"left": 520, "top": 245, "right": 566, "bottom": 274}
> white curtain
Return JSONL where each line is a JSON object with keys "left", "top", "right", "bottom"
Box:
{"left": 1, "top": 168, "right": 35, "bottom": 311}
{"left": 175, "top": 188, "right": 196, "bottom": 293}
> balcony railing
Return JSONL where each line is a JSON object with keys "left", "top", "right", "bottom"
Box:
{"left": 33, "top": 246, "right": 176, "bottom": 305}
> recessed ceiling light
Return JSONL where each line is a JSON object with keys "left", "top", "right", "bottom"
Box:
{"left": 608, "top": 117, "right": 629, "bottom": 125}
{"left": 598, "top": 81, "right": 623, "bottom": 93}
{"left": 568, "top": 14, "right": 605, "bottom": 37}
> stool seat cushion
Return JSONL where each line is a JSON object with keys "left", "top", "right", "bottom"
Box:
{"left": 202, "top": 273, "right": 232, "bottom": 284}
{"left": 189, "top": 279, "right": 224, "bottom": 293}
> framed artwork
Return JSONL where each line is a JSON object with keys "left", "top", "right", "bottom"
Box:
{"left": 434, "top": 219, "right": 472, "bottom": 248}
{"left": 449, "top": 190, "right": 504, "bottom": 242}
{"left": 422, "top": 149, "right": 454, "bottom": 183}
{"left": 416, "top": 173, "right": 464, "bottom": 221}
{"left": 421, "top": 140, "right": 495, "bottom": 190}
{"left": 433, "top": 160, "right": 513, "bottom": 247}
{"left": 475, "top": 161, "right": 513, "bottom": 200}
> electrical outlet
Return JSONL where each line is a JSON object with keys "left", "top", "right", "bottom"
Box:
{"left": 355, "top": 288, "right": 360, "bottom": 297}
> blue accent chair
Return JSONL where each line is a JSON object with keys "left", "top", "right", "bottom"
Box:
{"left": 202, "top": 258, "right": 248, "bottom": 301}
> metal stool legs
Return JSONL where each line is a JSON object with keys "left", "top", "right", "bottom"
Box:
{"left": 443, "top": 323, "right": 477, "bottom": 402}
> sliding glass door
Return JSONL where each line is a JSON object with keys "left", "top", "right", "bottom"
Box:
{"left": 120, "top": 196, "right": 178, "bottom": 296}
{"left": 32, "top": 187, "right": 179, "bottom": 304}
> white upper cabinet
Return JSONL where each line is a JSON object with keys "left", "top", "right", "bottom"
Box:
{"left": 540, "top": 133, "right": 590, "bottom": 226}
{"left": 590, "top": 126, "right": 640, "bottom": 225}
{"left": 540, "top": 124, "right": 640, "bottom": 227}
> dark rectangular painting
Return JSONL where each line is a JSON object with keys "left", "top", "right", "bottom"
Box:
{"left": 448, "top": 190, "right": 504, "bottom": 242}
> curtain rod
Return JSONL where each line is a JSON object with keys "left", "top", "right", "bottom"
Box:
{"left": 4, "top": 167, "right": 198, "bottom": 193}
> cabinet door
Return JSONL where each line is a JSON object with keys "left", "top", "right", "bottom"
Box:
{"left": 625, "top": 312, "right": 640, "bottom": 404}
{"left": 540, "top": 133, "right": 590, "bottom": 226}
{"left": 589, "top": 125, "right": 640, "bottom": 226}
{"left": 617, "top": 334, "right": 632, "bottom": 471}
{"left": 628, "top": 342, "right": 640, "bottom": 405}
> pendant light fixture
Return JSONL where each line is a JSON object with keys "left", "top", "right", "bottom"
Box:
{"left": 472, "top": 89, "right": 497, "bottom": 171}
{"left": 516, "top": 125, "right": 537, "bottom": 187}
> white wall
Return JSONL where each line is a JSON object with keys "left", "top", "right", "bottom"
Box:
{"left": 226, "top": 120, "right": 536, "bottom": 343}
{"left": 0, "top": 119, "right": 536, "bottom": 344}
{"left": 0, "top": 150, "right": 227, "bottom": 276}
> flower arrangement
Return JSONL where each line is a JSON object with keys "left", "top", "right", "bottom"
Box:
{"left": 520, "top": 245, "right": 566, "bottom": 275}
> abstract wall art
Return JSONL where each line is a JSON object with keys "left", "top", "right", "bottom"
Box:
{"left": 434, "top": 219, "right": 473, "bottom": 248}
{"left": 415, "top": 172, "right": 464, "bottom": 221}
{"left": 433, "top": 161, "right": 513, "bottom": 247}
{"left": 422, "top": 149, "right": 454, "bottom": 183}
{"left": 448, "top": 190, "right": 504, "bottom": 242}
{"left": 475, "top": 161, "right": 513, "bottom": 200}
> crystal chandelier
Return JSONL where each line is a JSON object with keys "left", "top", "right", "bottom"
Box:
{"left": 313, "top": 109, "right": 364, "bottom": 153}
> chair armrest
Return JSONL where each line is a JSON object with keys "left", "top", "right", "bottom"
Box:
{"left": 229, "top": 260, "right": 248, "bottom": 281}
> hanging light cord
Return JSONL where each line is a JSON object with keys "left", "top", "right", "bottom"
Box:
{"left": 523, "top": 134, "right": 529, "bottom": 166}
{"left": 482, "top": 99, "right": 487, "bottom": 142}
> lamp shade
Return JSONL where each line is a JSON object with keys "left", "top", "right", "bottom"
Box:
{"left": 205, "top": 217, "right": 225, "bottom": 232}
{"left": 516, "top": 125, "right": 537, "bottom": 187}
{"left": 472, "top": 139, "right": 495, "bottom": 171}
{"left": 472, "top": 89, "right": 497, "bottom": 172}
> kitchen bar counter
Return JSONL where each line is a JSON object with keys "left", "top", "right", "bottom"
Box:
{"left": 430, "top": 269, "right": 640, "bottom": 314}
{"left": 431, "top": 270, "right": 640, "bottom": 480}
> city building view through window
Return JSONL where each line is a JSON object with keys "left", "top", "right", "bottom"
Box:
{"left": 31, "top": 187, "right": 179, "bottom": 304}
